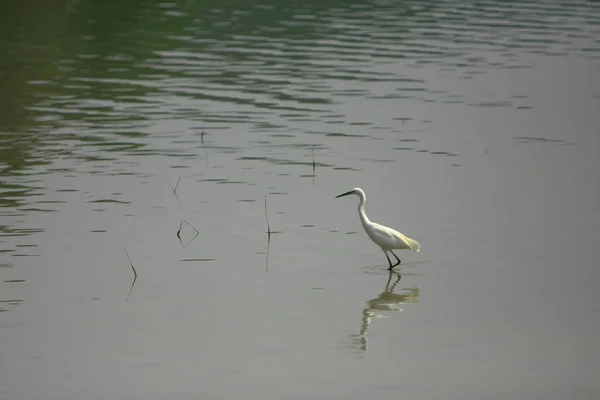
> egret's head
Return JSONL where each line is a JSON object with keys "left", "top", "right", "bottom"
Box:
{"left": 335, "top": 187, "right": 364, "bottom": 198}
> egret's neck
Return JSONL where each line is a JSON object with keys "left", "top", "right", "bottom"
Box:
{"left": 357, "top": 194, "right": 371, "bottom": 228}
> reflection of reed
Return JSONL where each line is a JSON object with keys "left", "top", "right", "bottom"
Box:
{"left": 173, "top": 176, "right": 182, "bottom": 204}
{"left": 124, "top": 249, "right": 138, "bottom": 302}
{"left": 200, "top": 122, "right": 206, "bottom": 146}
{"left": 263, "top": 193, "right": 283, "bottom": 272}
{"left": 265, "top": 194, "right": 271, "bottom": 239}
{"left": 312, "top": 145, "right": 316, "bottom": 186}
{"left": 265, "top": 233, "right": 270, "bottom": 273}
{"left": 350, "top": 272, "right": 420, "bottom": 353}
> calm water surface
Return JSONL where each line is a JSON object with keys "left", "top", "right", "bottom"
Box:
{"left": 1, "top": 0, "right": 600, "bottom": 399}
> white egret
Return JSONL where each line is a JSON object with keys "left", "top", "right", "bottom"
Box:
{"left": 336, "top": 188, "right": 420, "bottom": 270}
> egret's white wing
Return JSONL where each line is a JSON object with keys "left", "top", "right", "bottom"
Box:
{"left": 368, "top": 222, "right": 420, "bottom": 252}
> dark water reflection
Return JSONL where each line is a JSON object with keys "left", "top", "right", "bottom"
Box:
{"left": 1, "top": 0, "right": 597, "bottom": 212}
{"left": 3, "top": 0, "right": 599, "bottom": 127}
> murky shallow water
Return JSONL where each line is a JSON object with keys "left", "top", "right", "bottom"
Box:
{"left": 1, "top": 1, "right": 600, "bottom": 399}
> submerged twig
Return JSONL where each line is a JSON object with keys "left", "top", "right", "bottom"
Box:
{"left": 124, "top": 249, "right": 137, "bottom": 302}
{"left": 265, "top": 194, "right": 271, "bottom": 239}
{"left": 184, "top": 219, "right": 199, "bottom": 234}
{"left": 177, "top": 219, "right": 199, "bottom": 247}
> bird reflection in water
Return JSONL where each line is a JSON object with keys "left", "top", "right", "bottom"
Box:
{"left": 349, "top": 271, "right": 420, "bottom": 353}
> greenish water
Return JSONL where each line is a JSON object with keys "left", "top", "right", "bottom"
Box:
{"left": 1, "top": 1, "right": 600, "bottom": 399}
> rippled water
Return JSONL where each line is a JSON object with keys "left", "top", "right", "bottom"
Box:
{"left": 1, "top": 0, "right": 600, "bottom": 399}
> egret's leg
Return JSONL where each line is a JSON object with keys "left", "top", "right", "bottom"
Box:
{"left": 389, "top": 250, "right": 401, "bottom": 267}
{"left": 381, "top": 248, "right": 393, "bottom": 269}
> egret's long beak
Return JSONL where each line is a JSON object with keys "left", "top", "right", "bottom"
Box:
{"left": 335, "top": 190, "right": 354, "bottom": 198}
